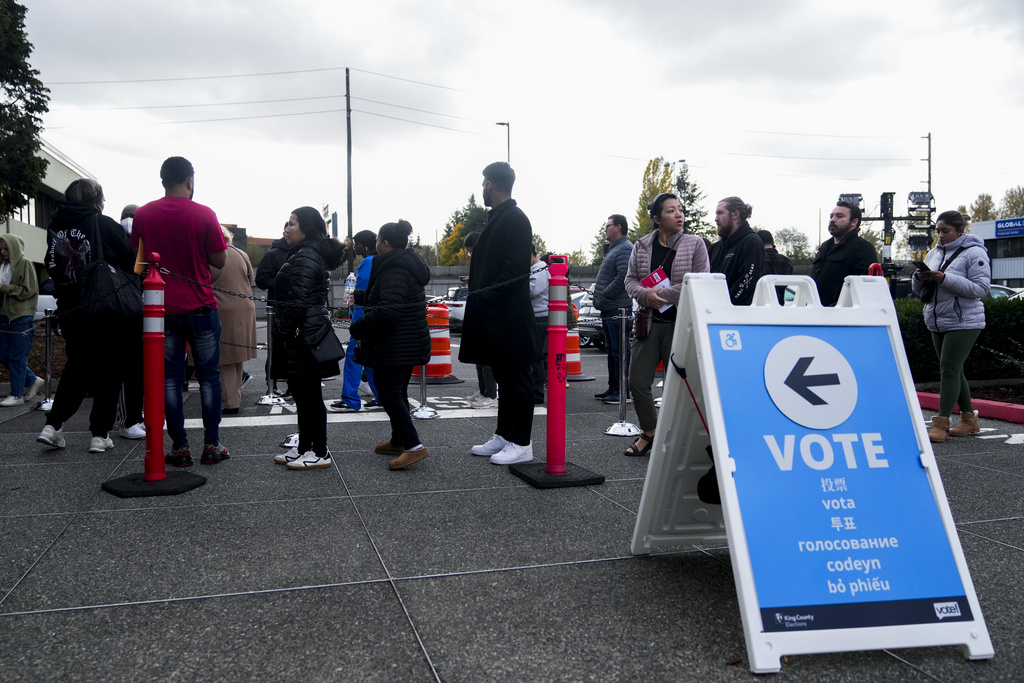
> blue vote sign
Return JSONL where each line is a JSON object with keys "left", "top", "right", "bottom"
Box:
{"left": 709, "top": 324, "right": 971, "bottom": 632}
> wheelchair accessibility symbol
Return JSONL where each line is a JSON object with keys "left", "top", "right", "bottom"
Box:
{"left": 720, "top": 330, "right": 742, "bottom": 350}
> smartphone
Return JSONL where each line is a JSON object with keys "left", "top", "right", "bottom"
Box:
{"left": 914, "top": 261, "right": 929, "bottom": 271}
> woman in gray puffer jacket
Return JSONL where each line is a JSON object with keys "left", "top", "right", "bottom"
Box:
{"left": 911, "top": 210, "right": 990, "bottom": 443}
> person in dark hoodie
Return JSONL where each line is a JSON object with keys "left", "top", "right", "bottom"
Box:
{"left": 255, "top": 225, "right": 293, "bottom": 396}
{"left": 349, "top": 219, "right": 432, "bottom": 471}
{"left": 37, "top": 179, "right": 137, "bottom": 452}
{"left": 270, "top": 207, "right": 346, "bottom": 470}
{"left": 708, "top": 196, "right": 764, "bottom": 306}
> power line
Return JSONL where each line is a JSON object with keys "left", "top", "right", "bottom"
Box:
{"left": 352, "top": 110, "right": 480, "bottom": 135}
{"left": 47, "top": 107, "right": 481, "bottom": 131}
{"left": 730, "top": 128, "right": 914, "bottom": 140}
{"left": 51, "top": 94, "right": 477, "bottom": 122}
{"left": 723, "top": 152, "right": 917, "bottom": 162}
{"left": 47, "top": 66, "right": 460, "bottom": 91}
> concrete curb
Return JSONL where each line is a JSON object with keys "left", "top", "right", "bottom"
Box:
{"left": 917, "top": 391, "right": 1024, "bottom": 424}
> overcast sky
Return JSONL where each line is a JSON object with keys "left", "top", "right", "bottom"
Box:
{"left": 24, "top": 0, "right": 1024, "bottom": 256}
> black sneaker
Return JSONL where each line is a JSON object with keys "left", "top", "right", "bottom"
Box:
{"left": 602, "top": 395, "right": 633, "bottom": 405}
{"left": 594, "top": 390, "right": 614, "bottom": 400}
{"left": 240, "top": 371, "right": 253, "bottom": 390}
{"left": 201, "top": 443, "right": 229, "bottom": 464}
{"left": 166, "top": 447, "right": 193, "bottom": 467}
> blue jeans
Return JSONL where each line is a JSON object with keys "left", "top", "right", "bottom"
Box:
{"left": 0, "top": 315, "right": 38, "bottom": 396}
{"left": 602, "top": 314, "right": 632, "bottom": 395}
{"left": 164, "top": 307, "right": 222, "bottom": 450}
{"left": 341, "top": 338, "right": 375, "bottom": 409}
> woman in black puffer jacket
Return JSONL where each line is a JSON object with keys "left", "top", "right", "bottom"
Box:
{"left": 350, "top": 220, "right": 431, "bottom": 470}
{"left": 270, "top": 207, "right": 345, "bottom": 470}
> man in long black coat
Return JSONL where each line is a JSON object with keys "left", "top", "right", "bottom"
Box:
{"left": 459, "top": 162, "right": 537, "bottom": 465}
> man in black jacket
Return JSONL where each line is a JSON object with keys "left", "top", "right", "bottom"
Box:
{"left": 811, "top": 201, "right": 878, "bottom": 306}
{"left": 255, "top": 232, "right": 292, "bottom": 396}
{"left": 758, "top": 229, "right": 793, "bottom": 305}
{"left": 592, "top": 214, "right": 632, "bottom": 402}
{"left": 459, "top": 162, "right": 537, "bottom": 466}
{"left": 708, "top": 196, "right": 764, "bottom": 306}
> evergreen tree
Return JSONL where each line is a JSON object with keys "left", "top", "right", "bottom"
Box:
{"left": 674, "top": 161, "right": 715, "bottom": 241}
{"left": 0, "top": 1, "right": 50, "bottom": 217}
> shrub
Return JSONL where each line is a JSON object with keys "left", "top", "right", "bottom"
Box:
{"left": 896, "top": 297, "right": 1024, "bottom": 383}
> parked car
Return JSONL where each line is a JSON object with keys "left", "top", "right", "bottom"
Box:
{"left": 986, "top": 284, "right": 1020, "bottom": 299}
{"left": 437, "top": 286, "right": 469, "bottom": 332}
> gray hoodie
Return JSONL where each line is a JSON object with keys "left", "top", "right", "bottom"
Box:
{"left": 911, "top": 233, "right": 989, "bottom": 333}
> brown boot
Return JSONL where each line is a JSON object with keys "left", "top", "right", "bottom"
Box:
{"left": 949, "top": 410, "right": 980, "bottom": 437}
{"left": 374, "top": 441, "right": 404, "bottom": 456}
{"left": 929, "top": 416, "right": 951, "bottom": 443}
{"left": 389, "top": 448, "right": 429, "bottom": 470}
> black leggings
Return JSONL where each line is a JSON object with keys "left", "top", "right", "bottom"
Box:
{"left": 290, "top": 375, "right": 327, "bottom": 457}
{"left": 374, "top": 365, "right": 420, "bottom": 450}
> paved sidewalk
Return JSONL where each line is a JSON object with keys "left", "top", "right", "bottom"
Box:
{"left": 0, "top": 330, "right": 1021, "bottom": 681}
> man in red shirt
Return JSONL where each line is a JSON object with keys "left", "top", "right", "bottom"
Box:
{"left": 131, "top": 157, "right": 229, "bottom": 466}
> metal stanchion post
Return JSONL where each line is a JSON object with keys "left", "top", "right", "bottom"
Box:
{"left": 411, "top": 363, "right": 438, "bottom": 419}
{"left": 32, "top": 310, "right": 54, "bottom": 411}
{"left": 605, "top": 307, "right": 641, "bottom": 436}
{"left": 259, "top": 304, "right": 285, "bottom": 406}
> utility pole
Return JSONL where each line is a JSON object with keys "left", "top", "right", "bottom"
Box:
{"left": 346, "top": 68, "right": 354, "bottom": 275}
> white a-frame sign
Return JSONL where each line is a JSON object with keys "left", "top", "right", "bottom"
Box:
{"left": 631, "top": 273, "right": 993, "bottom": 674}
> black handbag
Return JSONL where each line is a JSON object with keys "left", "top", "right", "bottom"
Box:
{"left": 305, "top": 325, "right": 346, "bottom": 364}
{"left": 920, "top": 246, "right": 967, "bottom": 304}
{"left": 79, "top": 215, "right": 143, "bottom": 319}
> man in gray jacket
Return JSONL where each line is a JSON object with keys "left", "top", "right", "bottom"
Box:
{"left": 592, "top": 214, "right": 633, "bottom": 402}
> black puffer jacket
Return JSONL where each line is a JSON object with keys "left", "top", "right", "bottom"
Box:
{"left": 350, "top": 247, "right": 431, "bottom": 368}
{"left": 270, "top": 238, "right": 344, "bottom": 379}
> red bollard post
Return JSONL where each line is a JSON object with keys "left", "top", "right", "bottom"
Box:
{"left": 545, "top": 256, "right": 569, "bottom": 475}
{"left": 143, "top": 253, "right": 167, "bottom": 482}
{"left": 507, "top": 255, "right": 603, "bottom": 489}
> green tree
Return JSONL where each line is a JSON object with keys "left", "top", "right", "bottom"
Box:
{"left": 860, "top": 228, "right": 884, "bottom": 264}
{"left": 0, "top": 1, "right": 50, "bottom": 217}
{"left": 409, "top": 234, "right": 436, "bottom": 266}
{"left": 531, "top": 234, "right": 548, "bottom": 257}
{"left": 566, "top": 249, "right": 589, "bottom": 266}
{"left": 969, "top": 193, "right": 997, "bottom": 222}
{"left": 589, "top": 221, "right": 608, "bottom": 266}
{"left": 630, "top": 157, "right": 675, "bottom": 242}
{"left": 998, "top": 186, "right": 1024, "bottom": 219}
{"left": 438, "top": 195, "right": 487, "bottom": 265}
{"left": 772, "top": 227, "right": 814, "bottom": 265}
{"left": 674, "top": 161, "right": 715, "bottom": 241}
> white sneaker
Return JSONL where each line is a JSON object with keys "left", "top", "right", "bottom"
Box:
{"left": 26, "top": 377, "right": 45, "bottom": 397}
{"left": 467, "top": 392, "right": 483, "bottom": 403}
{"left": 0, "top": 395, "right": 25, "bottom": 407}
{"left": 273, "top": 447, "right": 303, "bottom": 465}
{"left": 490, "top": 440, "right": 533, "bottom": 465}
{"left": 285, "top": 451, "right": 333, "bottom": 469}
{"left": 89, "top": 435, "right": 115, "bottom": 453}
{"left": 471, "top": 396, "right": 498, "bottom": 409}
{"left": 37, "top": 425, "right": 65, "bottom": 449}
{"left": 118, "top": 423, "right": 146, "bottom": 439}
{"left": 358, "top": 381, "right": 374, "bottom": 397}
{"left": 471, "top": 434, "right": 508, "bottom": 456}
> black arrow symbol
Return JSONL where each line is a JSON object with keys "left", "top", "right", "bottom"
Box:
{"left": 785, "top": 357, "right": 841, "bottom": 406}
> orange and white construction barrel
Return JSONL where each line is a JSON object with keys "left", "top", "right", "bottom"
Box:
{"left": 412, "top": 305, "right": 464, "bottom": 384}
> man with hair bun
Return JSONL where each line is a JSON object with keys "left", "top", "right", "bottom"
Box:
{"left": 708, "top": 196, "right": 764, "bottom": 306}
{"left": 811, "top": 201, "right": 878, "bottom": 306}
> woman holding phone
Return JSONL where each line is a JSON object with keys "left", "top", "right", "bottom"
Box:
{"left": 911, "top": 210, "right": 990, "bottom": 442}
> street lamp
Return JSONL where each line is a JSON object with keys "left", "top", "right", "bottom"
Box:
{"left": 495, "top": 122, "right": 510, "bottom": 163}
